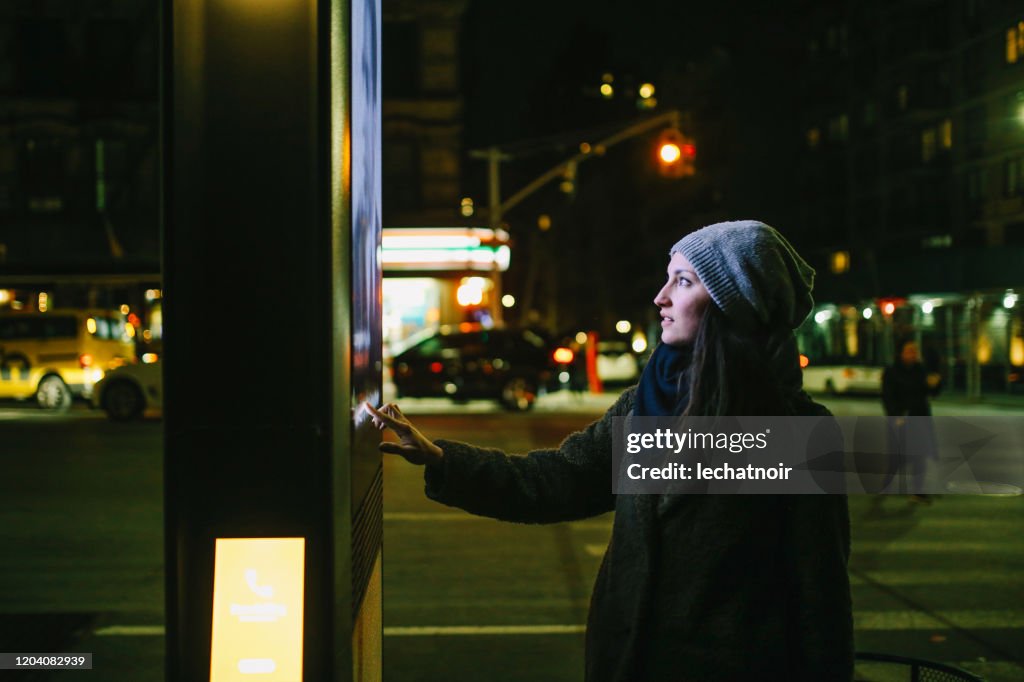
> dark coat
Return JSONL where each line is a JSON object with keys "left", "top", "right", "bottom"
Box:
{"left": 425, "top": 387, "right": 854, "bottom": 682}
{"left": 882, "top": 363, "right": 933, "bottom": 416}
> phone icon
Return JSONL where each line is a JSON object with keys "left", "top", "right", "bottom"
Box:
{"left": 244, "top": 569, "right": 274, "bottom": 599}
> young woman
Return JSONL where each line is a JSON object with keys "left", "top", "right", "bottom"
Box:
{"left": 367, "top": 220, "right": 854, "bottom": 682}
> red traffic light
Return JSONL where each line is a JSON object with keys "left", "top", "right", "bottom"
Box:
{"left": 656, "top": 129, "right": 695, "bottom": 178}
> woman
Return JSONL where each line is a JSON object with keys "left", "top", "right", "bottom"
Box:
{"left": 367, "top": 220, "right": 854, "bottom": 681}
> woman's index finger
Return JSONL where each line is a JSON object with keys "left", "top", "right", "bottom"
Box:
{"left": 365, "top": 402, "right": 402, "bottom": 428}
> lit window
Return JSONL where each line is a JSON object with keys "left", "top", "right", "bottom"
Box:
{"left": 921, "top": 128, "right": 937, "bottom": 162}
{"left": 1007, "top": 24, "right": 1024, "bottom": 64}
{"left": 940, "top": 119, "right": 953, "bottom": 148}
{"left": 830, "top": 251, "right": 850, "bottom": 274}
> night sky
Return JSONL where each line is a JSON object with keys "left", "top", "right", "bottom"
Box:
{"left": 456, "top": 1, "right": 810, "bottom": 332}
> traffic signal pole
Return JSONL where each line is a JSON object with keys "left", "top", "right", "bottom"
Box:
{"left": 485, "top": 148, "right": 509, "bottom": 323}
{"left": 482, "top": 109, "right": 684, "bottom": 219}
{"left": 470, "top": 109, "right": 688, "bottom": 326}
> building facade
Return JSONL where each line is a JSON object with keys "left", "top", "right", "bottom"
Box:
{"left": 795, "top": 0, "right": 1024, "bottom": 296}
{"left": 382, "top": 0, "right": 467, "bottom": 227}
{"left": 793, "top": 0, "right": 1024, "bottom": 394}
{"left": 0, "top": 0, "right": 159, "bottom": 272}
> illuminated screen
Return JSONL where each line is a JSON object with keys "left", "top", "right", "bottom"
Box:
{"left": 210, "top": 538, "right": 305, "bottom": 681}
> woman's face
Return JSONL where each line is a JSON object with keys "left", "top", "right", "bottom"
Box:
{"left": 654, "top": 252, "right": 712, "bottom": 346}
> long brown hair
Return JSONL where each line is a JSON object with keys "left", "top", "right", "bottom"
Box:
{"left": 679, "top": 304, "right": 800, "bottom": 417}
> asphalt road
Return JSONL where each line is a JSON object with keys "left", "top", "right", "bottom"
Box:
{"left": 0, "top": 395, "right": 1021, "bottom": 681}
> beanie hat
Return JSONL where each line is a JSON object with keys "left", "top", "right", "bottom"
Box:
{"left": 670, "top": 220, "right": 815, "bottom": 330}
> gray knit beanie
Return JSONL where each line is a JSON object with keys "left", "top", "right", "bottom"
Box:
{"left": 670, "top": 220, "right": 815, "bottom": 330}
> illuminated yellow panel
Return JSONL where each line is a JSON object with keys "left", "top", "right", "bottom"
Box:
{"left": 210, "top": 538, "right": 305, "bottom": 682}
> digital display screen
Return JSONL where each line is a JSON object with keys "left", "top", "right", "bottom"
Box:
{"left": 210, "top": 538, "right": 305, "bottom": 681}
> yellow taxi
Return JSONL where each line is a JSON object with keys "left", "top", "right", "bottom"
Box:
{"left": 0, "top": 309, "right": 136, "bottom": 410}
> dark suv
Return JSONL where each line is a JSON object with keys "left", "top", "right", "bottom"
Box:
{"left": 391, "top": 326, "right": 573, "bottom": 411}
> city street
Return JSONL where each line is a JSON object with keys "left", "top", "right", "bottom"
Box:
{"left": 0, "top": 394, "right": 1022, "bottom": 680}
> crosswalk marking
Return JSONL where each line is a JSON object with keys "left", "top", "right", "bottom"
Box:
{"left": 394, "top": 611, "right": 1024, "bottom": 634}
{"left": 384, "top": 512, "right": 480, "bottom": 521}
{"left": 383, "top": 512, "right": 612, "bottom": 530}
{"left": 853, "top": 540, "right": 1020, "bottom": 552}
{"left": 850, "top": 570, "right": 1023, "bottom": 586}
{"left": 91, "top": 610, "right": 1024, "bottom": 637}
{"left": 855, "top": 610, "right": 1024, "bottom": 630}
{"left": 383, "top": 625, "right": 586, "bottom": 636}
{"left": 95, "top": 625, "right": 165, "bottom": 636}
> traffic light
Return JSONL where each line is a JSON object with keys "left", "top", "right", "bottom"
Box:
{"left": 657, "top": 129, "right": 696, "bottom": 178}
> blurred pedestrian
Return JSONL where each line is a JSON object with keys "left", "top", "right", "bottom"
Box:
{"left": 366, "top": 220, "right": 853, "bottom": 682}
{"left": 882, "top": 339, "right": 941, "bottom": 503}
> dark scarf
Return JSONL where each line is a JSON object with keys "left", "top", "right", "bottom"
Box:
{"left": 634, "top": 343, "right": 692, "bottom": 417}
{"left": 634, "top": 333, "right": 804, "bottom": 418}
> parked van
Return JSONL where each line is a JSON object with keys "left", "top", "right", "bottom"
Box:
{"left": 0, "top": 309, "right": 136, "bottom": 410}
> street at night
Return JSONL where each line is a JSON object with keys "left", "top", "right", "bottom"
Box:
{"left": 1, "top": 395, "right": 1021, "bottom": 681}
{"left": 4, "top": 0, "right": 1024, "bottom": 677}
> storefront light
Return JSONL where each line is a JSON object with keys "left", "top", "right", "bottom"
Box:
{"left": 382, "top": 246, "right": 510, "bottom": 272}
{"left": 383, "top": 235, "right": 482, "bottom": 249}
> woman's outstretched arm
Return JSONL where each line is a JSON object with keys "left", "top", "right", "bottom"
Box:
{"left": 365, "top": 389, "right": 634, "bottom": 524}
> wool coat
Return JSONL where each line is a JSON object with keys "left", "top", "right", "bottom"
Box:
{"left": 424, "top": 386, "right": 854, "bottom": 682}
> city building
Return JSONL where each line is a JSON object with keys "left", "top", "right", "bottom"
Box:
{"left": 382, "top": 0, "right": 467, "bottom": 227}
{"left": 792, "top": 0, "right": 1024, "bottom": 394}
{"left": 0, "top": 1, "right": 160, "bottom": 327}
{"left": 0, "top": 0, "right": 159, "bottom": 272}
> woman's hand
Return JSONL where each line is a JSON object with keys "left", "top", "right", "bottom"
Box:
{"left": 364, "top": 402, "right": 444, "bottom": 467}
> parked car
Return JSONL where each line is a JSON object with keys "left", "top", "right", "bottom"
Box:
{"left": 92, "top": 361, "right": 162, "bottom": 420}
{"left": 800, "top": 356, "right": 883, "bottom": 395}
{"left": 0, "top": 309, "right": 136, "bottom": 410}
{"left": 391, "top": 325, "right": 574, "bottom": 411}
